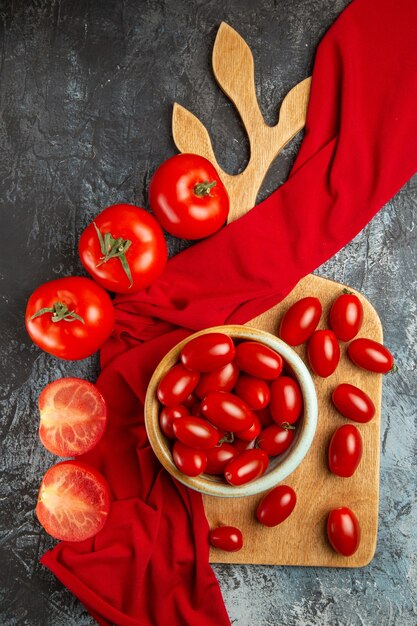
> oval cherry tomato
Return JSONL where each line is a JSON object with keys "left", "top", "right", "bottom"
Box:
{"left": 269, "top": 376, "right": 303, "bottom": 425}
{"left": 157, "top": 365, "right": 200, "bottom": 407}
{"left": 149, "top": 153, "right": 230, "bottom": 239}
{"left": 332, "top": 384, "right": 375, "bottom": 423}
{"left": 256, "top": 485, "right": 296, "bottom": 527}
{"left": 36, "top": 461, "right": 110, "bottom": 541}
{"left": 25, "top": 277, "right": 115, "bottom": 360}
{"left": 234, "top": 414, "right": 261, "bottom": 442}
{"left": 172, "top": 416, "right": 220, "bottom": 449}
{"left": 172, "top": 441, "right": 207, "bottom": 476}
{"left": 327, "top": 507, "right": 360, "bottom": 556}
{"left": 347, "top": 338, "right": 395, "bottom": 373}
{"left": 257, "top": 424, "right": 295, "bottom": 456}
{"left": 181, "top": 333, "right": 235, "bottom": 372}
{"left": 78, "top": 203, "right": 167, "bottom": 294}
{"left": 209, "top": 526, "right": 243, "bottom": 552}
{"left": 195, "top": 361, "right": 239, "bottom": 399}
{"left": 234, "top": 375, "right": 270, "bottom": 410}
{"left": 224, "top": 449, "right": 269, "bottom": 486}
{"left": 159, "top": 406, "right": 190, "bottom": 439}
{"left": 205, "top": 443, "right": 239, "bottom": 474}
{"left": 235, "top": 342, "right": 283, "bottom": 380}
{"left": 307, "top": 330, "right": 340, "bottom": 377}
{"left": 200, "top": 391, "right": 255, "bottom": 432}
{"left": 328, "top": 424, "right": 363, "bottom": 477}
{"left": 279, "top": 297, "right": 322, "bottom": 346}
{"left": 329, "top": 292, "right": 363, "bottom": 342}
{"left": 38, "top": 378, "right": 107, "bottom": 456}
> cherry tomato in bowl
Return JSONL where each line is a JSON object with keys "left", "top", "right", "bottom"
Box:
{"left": 181, "top": 333, "right": 235, "bottom": 372}
{"left": 279, "top": 297, "right": 322, "bottom": 346}
{"left": 329, "top": 292, "right": 363, "bottom": 342}
{"left": 257, "top": 424, "right": 295, "bottom": 457}
{"left": 235, "top": 342, "right": 283, "bottom": 380}
{"left": 269, "top": 376, "right": 303, "bottom": 425}
{"left": 159, "top": 405, "right": 190, "bottom": 439}
{"left": 200, "top": 391, "right": 255, "bottom": 432}
{"left": 327, "top": 507, "right": 360, "bottom": 556}
{"left": 205, "top": 443, "right": 239, "bottom": 475}
{"left": 157, "top": 364, "right": 200, "bottom": 407}
{"left": 195, "top": 361, "right": 239, "bottom": 398}
{"left": 209, "top": 526, "right": 243, "bottom": 552}
{"left": 172, "top": 441, "right": 207, "bottom": 476}
{"left": 256, "top": 485, "right": 296, "bottom": 527}
{"left": 224, "top": 449, "right": 269, "bottom": 486}
{"left": 347, "top": 338, "right": 395, "bottom": 373}
{"left": 172, "top": 416, "right": 220, "bottom": 449}
{"left": 234, "top": 374, "right": 270, "bottom": 410}
{"left": 332, "top": 384, "right": 375, "bottom": 423}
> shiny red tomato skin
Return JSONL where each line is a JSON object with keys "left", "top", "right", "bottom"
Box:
{"left": 205, "top": 443, "right": 239, "bottom": 474}
{"left": 235, "top": 342, "right": 283, "bottom": 380}
{"left": 329, "top": 293, "right": 363, "bottom": 342}
{"left": 308, "top": 330, "right": 340, "bottom": 377}
{"left": 347, "top": 338, "right": 395, "bottom": 373}
{"left": 149, "top": 153, "right": 229, "bottom": 240}
{"left": 269, "top": 376, "right": 303, "bottom": 425}
{"left": 183, "top": 392, "right": 199, "bottom": 408}
{"left": 224, "top": 449, "right": 269, "bottom": 486}
{"left": 255, "top": 407, "right": 274, "bottom": 429}
{"left": 234, "top": 414, "right": 261, "bottom": 442}
{"left": 172, "top": 442, "right": 207, "bottom": 476}
{"left": 172, "top": 416, "right": 220, "bottom": 449}
{"left": 159, "top": 406, "right": 189, "bottom": 439}
{"left": 256, "top": 485, "right": 297, "bottom": 527}
{"left": 327, "top": 507, "right": 360, "bottom": 556}
{"left": 195, "top": 361, "right": 239, "bottom": 399}
{"left": 328, "top": 424, "right": 363, "bottom": 477}
{"left": 157, "top": 365, "right": 199, "bottom": 407}
{"left": 279, "top": 297, "right": 322, "bottom": 346}
{"left": 25, "top": 277, "right": 115, "bottom": 360}
{"left": 257, "top": 424, "right": 295, "bottom": 456}
{"left": 332, "top": 384, "right": 375, "bottom": 423}
{"left": 209, "top": 526, "right": 243, "bottom": 552}
{"left": 181, "top": 333, "right": 235, "bottom": 373}
{"left": 78, "top": 204, "right": 167, "bottom": 294}
{"left": 232, "top": 438, "right": 256, "bottom": 453}
{"left": 200, "top": 391, "right": 255, "bottom": 432}
{"left": 234, "top": 375, "right": 270, "bottom": 410}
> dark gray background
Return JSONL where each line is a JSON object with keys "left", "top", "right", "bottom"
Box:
{"left": 1, "top": 0, "right": 416, "bottom": 624}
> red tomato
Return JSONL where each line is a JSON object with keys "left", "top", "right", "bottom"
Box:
{"left": 172, "top": 442, "right": 207, "bottom": 476}
{"left": 195, "top": 361, "right": 239, "bottom": 399}
{"left": 200, "top": 391, "right": 255, "bottom": 432}
{"left": 183, "top": 392, "right": 199, "bottom": 408}
{"left": 235, "top": 342, "right": 283, "bottom": 380}
{"left": 329, "top": 292, "right": 363, "bottom": 342}
{"left": 149, "top": 153, "right": 229, "bottom": 239}
{"left": 269, "top": 376, "right": 303, "bottom": 425}
{"left": 209, "top": 526, "right": 243, "bottom": 552}
{"left": 234, "top": 414, "right": 261, "bottom": 442}
{"left": 232, "top": 438, "right": 256, "bottom": 453}
{"left": 205, "top": 443, "right": 239, "bottom": 474}
{"left": 255, "top": 407, "right": 274, "bottom": 429}
{"left": 38, "top": 378, "right": 107, "bottom": 456}
{"left": 332, "top": 384, "right": 375, "bottom": 423}
{"left": 25, "top": 277, "right": 114, "bottom": 360}
{"left": 36, "top": 461, "right": 110, "bottom": 541}
{"left": 256, "top": 485, "right": 296, "bottom": 527}
{"left": 328, "top": 424, "right": 363, "bottom": 477}
{"left": 159, "top": 405, "right": 190, "bottom": 439}
{"left": 257, "top": 424, "right": 295, "bottom": 456}
{"left": 172, "top": 416, "right": 220, "bottom": 449}
{"left": 279, "top": 297, "right": 322, "bottom": 346}
{"left": 224, "top": 449, "right": 269, "bottom": 486}
{"left": 157, "top": 364, "right": 199, "bottom": 407}
{"left": 327, "top": 507, "right": 360, "bottom": 556}
{"left": 78, "top": 203, "right": 167, "bottom": 294}
{"left": 307, "top": 330, "right": 340, "bottom": 377}
{"left": 347, "top": 338, "right": 395, "bottom": 373}
{"left": 234, "top": 375, "right": 270, "bottom": 410}
{"left": 181, "top": 333, "right": 235, "bottom": 372}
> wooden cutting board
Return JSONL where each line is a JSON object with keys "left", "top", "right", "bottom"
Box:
{"left": 173, "top": 22, "right": 382, "bottom": 567}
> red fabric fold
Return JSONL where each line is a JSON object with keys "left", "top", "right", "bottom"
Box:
{"left": 41, "top": 1, "right": 417, "bottom": 624}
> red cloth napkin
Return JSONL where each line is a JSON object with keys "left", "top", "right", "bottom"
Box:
{"left": 41, "top": 1, "right": 417, "bottom": 624}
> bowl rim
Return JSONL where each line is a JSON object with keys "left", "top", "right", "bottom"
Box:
{"left": 144, "top": 324, "right": 318, "bottom": 497}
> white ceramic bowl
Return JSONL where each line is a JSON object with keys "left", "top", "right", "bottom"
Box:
{"left": 144, "top": 325, "right": 318, "bottom": 497}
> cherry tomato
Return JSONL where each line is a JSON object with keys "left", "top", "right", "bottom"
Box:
{"left": 332, "top": 384, "right": 375, "bottom": 423}
{"left": 195, "top": 361, "right": 239, "bottom": 399}
{"left": 38, "top": 378, "right": 107, "bottom": 456}
{"left": 232, "top": 438, "right": 256, "bottom": 453}
{"left": 235, "top": 342, "right": 283, "bottom": 380}
{"left": 329, "top": 292, "right": 363, "bottom": 342}
{"left": 172, "top": 441, "right": 207, "bottom": 476}
{"left": 159, "top": 406, "right": 189, "bottom": 439}
{"left": 224, "top": 449, "right": 269, "bottom": 486}
{"left": 78, "top": 203, "right": 167, "bottom": 294}
{"left": 157, "top": 364, "right": 200, "bottom": 407}
{"left": 36, "top": 461, "right": 110, "bottom": 541}
{"left": 25, "top": 277, "right": 115, "bottom": 360}
{"left": 269, "top": 376, "right": 303, "bottom": 425}
{"left": 205, "top": 443, "right": 239, "bottom": 474}
{"left": 209, "top": 526, "right": 243, "bottom": 552}
{"left": 279, "top": 297, "right": 322, "bottom": 346}
{"left": 307, "top": 330, "right": 340, "bottom": 377}
{"left": 149, "top": 153, "right": 230, "bottom": 239}
{"left": 172, "top": 416, "right": 220, "bottom": 449}
{"left": 255, "top": 407, "right": 274, "bottom": 428}
{"left": 327, "top": 507, "right": 360, "bottom": 556}
{"left": 328, "top": 424, "right": 363, "bottom": 477}
{"left": 234, "top": 414, "right": 261, "bottom": 442}
{"left": 200, "top": 391, "right": 255, "bottom": 432}
{"left": 347, "top": 338, "right": 395, "bottom": 373}
{"left": 256, "top": 485, "right": 296, "bottom": 527}
{"left": 181, "top": 333, "right": 235, "bottom": 372}
{"left": 234, "top": 375, "right": 270, "bottom": 410}
{"left": 257, "top": 424, "right": 295, "bottom": 456}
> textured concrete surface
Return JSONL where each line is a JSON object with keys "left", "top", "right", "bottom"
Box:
{"left": 0, "top": 0, "right": 416, "bottom": 624}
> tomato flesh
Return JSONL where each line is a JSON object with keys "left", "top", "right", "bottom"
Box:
{"left": 328, "top": 424, "right": 363, "bottom": 477}
{"left": 332, "top": 384, "right": 375, "bottom": 423}
{"left": 279, "top": 297, "right": 322, "bottom": 345}
{"left": 256, "top": 485, "right": 297, "bottom": 527}
{"left": 327, "top": 507, "right": 360, "bottom": 556}
{"left": 181, "top": 333, "right": 235, "bottom": 372}
{"left": 209, "top": 526, "right": 243, "bottom": 552}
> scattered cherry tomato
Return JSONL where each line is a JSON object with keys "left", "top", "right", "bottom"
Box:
{"left": 332, "top": 384, "right": 375, "bottom": 423}
{"left": 256, "top": 485, "right": 296, "bottom": 527}
{"left": 235, "top": 342, "right": 283, "bottom": 380}
{"left": 209, "top": 526, "right": 243, "bottom": 552}
{"left": 159, "top": 406, "right": 190, "bottom": 438}
{"left": 257, "top": 424, "right": 295, "bottom": 456}
{"left": 172, "top": 441, "right": 207, "bottom": 476}
{"left": 205, "top": 443, "right": 239, "bottom": 474}
{"left": 25, "top": 277, "right": 115, "bottom": 360}
{"left": 279, "top": 297, "right": 322, "bottom": 346}
{"left": 234, "top": 375, "right": 270, "bottom": 410}
{"left": 195, "top": 361, "right": 239, "bottom": 399}
{"left": 329, "top": 292, "right": 363, "bottom": 342}
{"left": 347, "top": 338, "right": 395, "bottom": 373}
{"left": 172, "top": 416, "right": 220, "bottom": 449}
{"left": 157, "top": 364, "right": 200, "bottom": 407}
{"left": 327, "top": 507, "right": 360, "bottom": 556}
{"left": 307, "top": 330, "right": 340, "bottom": 377}
{"left": 328, "top": 424, "right": 363, "bottom": 477}
{"left": 234, "top": 414, "right": 261, "bottom": 442}
{"left": 181, "top": 333, "right": 235, "bottom": 372}
{"left": 200, "top": 391, "right": 255, "bottom": 432}
{"left": 269, "top": 376, "right": 303, "bottom": 425}
{"left": 224, "top": 449, "right": 269, "bottom": 486}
